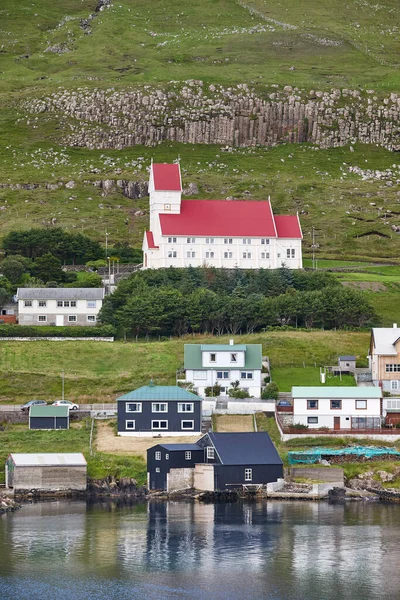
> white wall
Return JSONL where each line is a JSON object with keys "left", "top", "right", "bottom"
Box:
{"left": 293, "top": 396, "right": 381, "bottom": 429}
{"left": 186, "top": 368, "right": 262, "bottom": 398}
{"left": 202, "top": 350, "right": 245, "bottom": 368}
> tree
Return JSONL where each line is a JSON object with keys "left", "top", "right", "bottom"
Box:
{"left": 33, "top": 253, "right": 64, "bottom": 283}
{"left": 0, "top": 288, "right": 10, "bottom": 312}
{"left": 1, "top": 255, "right": 31, "bottom": 284}
{"left": 261, "top": 382, "right": 279, "bottom": 400}
{"left": 69, "top": 272, "right": 102, "bottom": 288}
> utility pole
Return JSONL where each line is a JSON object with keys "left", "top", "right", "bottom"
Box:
{"left": 105, "top": 231, "right": 109, "bottom": 260}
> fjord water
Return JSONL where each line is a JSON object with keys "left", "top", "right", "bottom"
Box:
{"left": 1, "top": 500, "right": 400, "bottom": 600}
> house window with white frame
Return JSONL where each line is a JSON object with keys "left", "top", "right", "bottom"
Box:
{"left": 386, "top": 364, "right": 400, "bottom": 372}
{"left": 242, "top": 252, "right": 251, "bottom": 259}
{"left": 165, "top": 454, "right": 169, "bottom": 460}
{"left": 210, "top": 353, "right": 216, "bottom": 362}
{"left": 240, "top": 371, "right": 253, "bottom": 379}
{"left": 206, "top": 447, "right": 215, "bottom": 459}
{"left": 152, "top": 403, "right": 168, "bottom": 413}
{"left": 155, "top": 451, "right": 161, "bottom": 460}
{"left": 205, "top": 251, "right": 214, "bottom": 259}
{"left": 178, "top": 403, "right": 194, "bottom": 412}
{"left": 307, "top": 416, "right": 318, "bottom": 424}
{"left": 87, "top": 315, "right": 96, "bottom": 323}
{"left": 155, "top": 467, "right": 160, "bottom": 473}
{"left": 206, "top": 237, "right": 214, "bottom": 244}
{"left": 38, "top": 300, "right": 47, "bottom": 307}
{"left": 181, "top": 420, "right": 194, "bottom": 430}
{"left": 230, "top": 353, "right": 237, "bottom": 363}
{"left": 57, "top": 300, "right": 63, "bottom": 307}
{"left": 287, "top": 248, "right": 295, "bottom": 259}
{"left": 126, "top": 402, "right": 142, "bottom": 413}
{"left": 168, "top": 237, "right": 177, "bottom": 243}
{"left": 244, "top": 468, "right": 252, "bottom": 482}
{"left": 164, "top": 203, "right": 171, "bottom": 211}
{"left": 217, "top": 371, "right": 229, "bottom": 379}
{"left": 307, "top": 399, "right": 318, "bottom": 409}
{"left": 68, "top": 315, "right": 77, "bottom": 322}
{"left": 242, "top": 238, "right": 252, "bottom": 245}
{"left": 185, "top": 451, "right": 192, "bottom": 460}
{"left": 355, "top": 399, "right": 367, "bottom": 409}
{"left": 87, "top": 300, "right": 96, "bottom": 308}
{"left": 261, "top": 239, "right": 270, "bottom": 245}
{"left": 38, "top": 315, "right": 47, "bottom": 322}
{"left": 70, "top": 301, "right": 77, "bottom": 308}
{"left": 224, "top": 252, "right": 233, "bottom": 259}
{"left": 168, "top": 251, "right": 177, "bottom": 258}
{"left": 224, "top": 238, "right": 233, "bottom": 244}
{"left": 152, "top": 420, "right": 168, "bottom": 430}
{"left": 261, "top": 252, "right": 270, "bottom": 259}
{"left": 24, "top": 300, "right": 32, "bottom": 307}
{"left": 186, "top": 251, "right": 195, "bottom": 258}
{"left": 64, "top": 301, "right": 70, "bottom": 307}
{"left": 391, "top": 381, "right": 399, "bottom": 390}
{"left": 187, "top": 237, "right": 195, "bottom": 244}
{"left": 126, "top": 420, "right": 135, "bottom": 430}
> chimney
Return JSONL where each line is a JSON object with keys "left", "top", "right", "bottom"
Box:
{"left": 393, "top": 323, "right": 398, "bottom": 329}
{"left": 229, "top": 339, "right": 234, "bottom": 346}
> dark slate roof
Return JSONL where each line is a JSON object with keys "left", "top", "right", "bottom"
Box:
{"left": 17, "top": 287, "right": 104, "bottom": 300}
{"left": 339, "top": 355, "right": 356, "bottom": 361}
{"left": 207, "top": 432, "right": 282, "bottom": 466}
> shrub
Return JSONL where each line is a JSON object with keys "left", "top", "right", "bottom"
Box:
{"left": 0, "top": 324, "right": 116, "bottom": 338}
{"left": 261, "top": 382, "right": 279, "bottom": 400}
{"left": 204, "top": 385, "right": 222, "bottom": 397}
{"left": 228, "top": 389, "right": 250, "bottom": 399}
{"left": 290, "top": 423, "right": 309, "bottom": 430}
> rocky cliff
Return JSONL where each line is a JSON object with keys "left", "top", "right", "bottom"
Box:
{"left": 22, "top": 81, "right": 400, "bottom": 150}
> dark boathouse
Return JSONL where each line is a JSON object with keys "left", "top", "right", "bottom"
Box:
{"left": 29, "top": 405, "right": 69, "bottom": 430}
{"left": 147, "top": 432, "right": 283, "bottom": 492}
{"left": 117, "top": 382, "right": 202, "bottom": 437}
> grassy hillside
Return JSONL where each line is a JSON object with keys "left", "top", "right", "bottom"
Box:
{"left": 0, "top": 331, "right": 370, "bottom": 402}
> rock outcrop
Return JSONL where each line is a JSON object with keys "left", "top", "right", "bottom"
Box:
{"left": 22, "top": 82, "right": 400, "bottom": 150}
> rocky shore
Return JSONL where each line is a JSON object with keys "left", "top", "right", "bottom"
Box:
{"left": 0, "top": 493, "right": 20, "bottom": 513}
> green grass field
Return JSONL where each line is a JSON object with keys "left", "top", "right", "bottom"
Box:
{"left": 271, "top": 368, "right": 356, "bottom": 392}
{"left": 0, "top": 331, "right": 370, "bottom": 402}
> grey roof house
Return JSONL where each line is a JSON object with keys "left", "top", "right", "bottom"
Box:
{"left": 17, "top": 287, "right": 104, "bottom": 326}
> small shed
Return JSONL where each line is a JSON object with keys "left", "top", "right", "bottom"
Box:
{"left": 5, "top": 453, "right": 87, "bottom": 491}
{"left": 338, "top": 355, "right": 357, "bottom": 372}
{"left": 29, "top": 405, "right": 69, "bottom": 430}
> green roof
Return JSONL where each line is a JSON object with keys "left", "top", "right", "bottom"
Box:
{"left": 30, "top": 405, "right": 69, "bottom": 417}
{"left": 200, "top": 344, "right": 247, "bottom": 351}
{"left": 117, "top": 385, "right": 201, "bottom": 401}
{"left": 292, "top": 386, "right": 382, "bottom": 399}
{"left": 184, "top": 344, "right": 262, "bottom": 370}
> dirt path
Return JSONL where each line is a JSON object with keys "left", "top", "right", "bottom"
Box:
{"left": 214, "top": 414, "right": 254, "bottom": 432}
{"left": 95, "top": 421, "right": 199, "bottom": 458}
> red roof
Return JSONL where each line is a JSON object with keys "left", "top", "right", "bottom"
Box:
{"left": 145, "top": 231, "right": 159, "bottom": 248}
{"left": 160, "top": 200, "right": 280, "bottom": 237}
{"left": 274, "top": 215, "right": 302, "bottom": 239}
{"left": 152, "top": 163, "right": 182, "bottom": 191}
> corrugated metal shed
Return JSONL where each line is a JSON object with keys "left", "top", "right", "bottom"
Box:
{"left": 30, "top": 405, "right": 69, "bottom": 418}
{"left": 8, "top": 453, "right": 87, "bottom": 466}
{"left": 184, "top": 343, "right": 262, "bottom": 370}
{"left": 117, "top": 384, "right": 201, "bottom": 401}
{"left": 292, "top": 386, "right": 382, "bottom": 399}
{"left": 17, "top": 287, "right": 104, "bottom": 300}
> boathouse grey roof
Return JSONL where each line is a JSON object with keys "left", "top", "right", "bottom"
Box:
{"left": 207, "top": 432, "right": 283, "bottom": 466}
{"left": 117, "top": 384, "right": 201, "bottom": 401}
{"left": 17, "top": 288, "right": 104, "bottom": 300}
{"left": 338, "top": 355, "right": 356, "bottom": 361}
{"left": 7, "top": 453, "right": 87, "bottom": 466}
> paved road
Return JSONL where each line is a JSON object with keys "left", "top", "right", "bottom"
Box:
{"left": 0, "top": 404, "right": 117, "bottom": 412}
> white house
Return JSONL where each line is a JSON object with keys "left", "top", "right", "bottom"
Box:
{"left": 292, "top": 386, "right": 383, "bottom": 431}
{"left": 184, "top": 341, "right": 263, "bottom": 398}
{"left": 17, "top": 288, "right": 104, "bottom": 326}
{"left": 142, "top": 162, "right": 303, "bottom": 270}
{"left": 368, "top": 324, "right": 400, "bottom": 393}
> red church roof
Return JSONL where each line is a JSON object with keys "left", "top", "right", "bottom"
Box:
{"left": 274, "top": 215, "right": 302, "bottom": 239}
{"left": 152, "top": 163, "right": 182, "bottom": 191}
{"left": 145, "top": 231, "right": 159, "bottom": 248}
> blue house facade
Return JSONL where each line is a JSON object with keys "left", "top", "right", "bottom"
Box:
{"left": 147, "top": 432, "right": 283, "bottom": 491}
{"left": 117, "top": 383, "right": 202, "bottom": 437}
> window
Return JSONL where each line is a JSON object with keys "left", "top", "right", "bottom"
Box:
{"left": 240, "top": 372, "right": 253, "bottom": 379}
{"left": 126, "top": 402, "right": 142, "bottom": 413}
{"left": 351, "top": 417, "right": 380, "bottom": 430}
{"left": 165, "top": 454, "right": 169, "bottom": 460}
{"left": 87, "top": 315, "right": 96, "bottom": 323}
{"left": 356, "top": 399, "right": 367, "bottom": 409}
{"left": 87, "top": 300, "right": 96, "bottom": 308}
{"left": 155, "top": 451, "right": 161, "bottom": 460}
{"left": 242, "top": 238, "right": 252, "bottom": 245}
{"left": 186, "top": 237, "right": 195, "bottom": 244}
{"left": 38, "top": 300, "right": 47, "bottom": 307}
{"left": 152, "top": 403, "right": 168, "bottom": 413}
{"left": 38, "top": 315, "right": 47, "bottom": 322}
{"left": 224, "top": 238, "right": 233, "bottom": 244}
{"left": 152, "top": 420, "right": 168, "bottom": 430}
{"left": 307, "top": 417, "right": 318, "bottom": 424}
{"left": 244, "top": 468, "right": 252, "bottom": 482}
{"left": 185, "top": 451, "right": 192, "bottom": 460}
{"left": 168, "top": 251, "right": 177, "bottom": 258}
{"left": 205, "top": 251, "right": 214, "bottom": 259}
{"left": 206, "top": 237, "right": 214, "bottom": 244}
{"left": 330, "top": 400, "right": 342, "bottom": 410}
{"left": 181, "top": 420, "right": 194, "bottom": 430}
{"left": 68, "top": 315, "right": 77, "bottom": 322}
{"left": 307, "top": 400, "right": 318, "bottom": 409}
{"left": 217, "top": 371, "right": 229, "bottom": 379}
{"left": 186, "top": 251, "right": 196, "bottom": 258}
{"left": 193, "top": 370, "right": 207, "bottom": 380}
{"left": 287, "top": 249, "right": 295, "bottom": 259}
{"left": 64, "top": 301, "right": 70, "bottom": 307}
{"left": 242, "top": 252, "right": 251, "bottom": 259}
{"left": 164, "top": 203, "right": 171, "bottom": 211}
{"left": 155, "top": 467, "right": 160, "bottom": 473}
{"left": 261, "top": 238, "right": 270, "bottom": 245}
{"left": 178, "top": 403, "right": 194, "bottom": 412}
{"left": 210, "top": 353, "right": 216, "bottom": 363}
{"left": 24, "top": 300, "right": 32, "bottom": 307}
{"left": 57, "top": 300, "right": 63, "bottom": 307}
{"left": 206, "top": 447, "right": 215, "bottom": 459}
{"left": 391, "top": 381, "right": 399, "bottom": 390}
{"left": 168, "top": 237, "right": 177, "bottom": 243}
{"left": 261, "top": 252, "right": 270, "bottom": 259}
{"left": 224, "top": 252, "right": 233, "bottom": 259}
{"left": 385, "top": 364, "right": 400, "bottom": 372}
{"left": 126, "top": 420, "right": 135, "bottom": 430}
{"left": 70, "top": 301, "right": 77, "bottom": 308}
{"left": 230, "top": 353, "right": 237, "bottom": 363}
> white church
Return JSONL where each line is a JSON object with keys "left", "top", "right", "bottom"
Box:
{"left": 142, "top": 163, "right": 303, "bottom": 270}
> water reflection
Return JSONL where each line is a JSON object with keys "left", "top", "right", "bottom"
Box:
{"left": 1, "top": 500, "right": 400, "bottom": 600}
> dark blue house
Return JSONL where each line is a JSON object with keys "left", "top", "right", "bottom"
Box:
{"left": 117, "top": 382, "right": 202, "bottom": 437}
{"left": 147, "top": 431, "right": 283, "bottom": 492}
